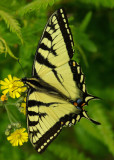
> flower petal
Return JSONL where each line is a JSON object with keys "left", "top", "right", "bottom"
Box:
{"left": 21, "top": 87, "right": 27, "bottom": 92}
{"left": 16, "top": 92, "right": 20, "bottom": 98}
{"left": 9, "top": 91, "right": 15, "bottom": 98}
{"left": 7, "top": 135, "right": 13, "bottom": 141}
{"left": 18, "top": 139, "right": 23, "bottom": 146}
{"left": 4, "top": 78, "right": 9, "bottom": 83}
{"left": 8, "top": 75, "right": 12, "bottom": 81}
{"left": 1, "top": 85, "right": 8, "bottom": 90}
{"left": 0, "top": 80, "right": 7, "bottom": 85}
{"left": 13, "top": 77, "right": 19, "bottom": 81}
{"left": 2, "top": 89, "right": 9, "bottom": 95}
{"left": 21, "top": 128, "right": 26, "bottom": 132}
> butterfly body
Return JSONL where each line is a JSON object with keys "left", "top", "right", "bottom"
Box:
{"left": 21, "top": 8, "right": 100, "bottom": 153}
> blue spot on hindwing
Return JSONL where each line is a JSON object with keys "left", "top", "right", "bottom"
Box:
{"left": 77, "top": 99, "right": 82, "bottom": 105}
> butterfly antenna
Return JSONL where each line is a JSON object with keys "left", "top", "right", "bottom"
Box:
{"left": 18, "top": 59, "right": 26, "bottom": 77}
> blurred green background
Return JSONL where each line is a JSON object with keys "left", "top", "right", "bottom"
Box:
{"left": 0, "top": 0, "right": 114, "bottom": 160}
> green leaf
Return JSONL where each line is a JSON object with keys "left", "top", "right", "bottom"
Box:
{"left": 18, "top": 0, "right": 55, "bottom": 15}
{"left": 76, "top": 118, "right": 102, "bottom": 142}
{"left": 80, "top": 11, "right": 92, "bottom": 32}
{"left": 0, "top": 37, "right": 18, "bottom": 60}
{"left": 0, "top": 37, "right": 7, "bottom": 55}
{"left": 71, "top": 26, "right": 89, "bottom": 67}
{"left": 72, "top": 27, "right": 97, "bottom": 53}
{"left": 7, "top": 46, "right": 18, "bottom": 60}
{"left": 91, "top": 104, "right": 114, "bottom": 156}
{"left": 48, "top": 143, "right": 91, "bottom": 160}
{"left": 75, "top": 102, "right": 114, "bottom": 157}
{"left": 78, "top": 0, "right": 114, "bottom": 8}
{"left": 0, "top": 10, "right": 23, "bottom": 44}
{"left": 75, "top": 43, "right": 89, "bottom": 67}
{"left": 75, "top": 124, "right": 108, "bottom": 155}
{"left": 81, "top": 35, "right": 97, "bottom": 52}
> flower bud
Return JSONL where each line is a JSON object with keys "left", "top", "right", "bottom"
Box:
{"left": 8, "top": 124, "right": 12, "bottom": 129}
{"left": 5, "top": 129, "right": 10, "bottom": 136}
{"left": 16, "top": 122, "right": 21, "bottom": 128}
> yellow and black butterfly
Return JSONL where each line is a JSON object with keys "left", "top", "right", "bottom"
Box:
{"left": 21, "top": 8, "right": 100, "bottom": 153}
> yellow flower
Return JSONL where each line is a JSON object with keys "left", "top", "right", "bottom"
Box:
{"left": 0, "top": 75, "right": 26, "bottom": 98}
{"left": 20, "top": 97, "right": 26, "bottom": 115}
{"left": 7, "top": 128, "right": 28, "bottom": 146}
{"left": 1, "top": 94, "right": 8, "bottom": 101}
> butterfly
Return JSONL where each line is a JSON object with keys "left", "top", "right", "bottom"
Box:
{"left": 21, "top": 8, "right": 100, "bottom": 153}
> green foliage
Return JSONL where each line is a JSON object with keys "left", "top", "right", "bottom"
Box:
{"left": 0, "top": 37, "right": 18, "bottom": 60}
{"left": 0, "top": 10, "right": 23, "bottom": 43}
{"left": 48, "top": 143, "right": 91, "bottom": 160}
{"left": 0, "top": 0, "right": 114, "bottom": 160}
{"left": 80, "top": 11, "right": 92, "bottom": 32}
{"left": 0, "top": 37, "right": 7, "bottom": 55}
{"left": 77, "top": 0, "right": 114, "bottom": 8}
{"left": 91, "top": 104, "right": 114, "bottom": 155}
{"left": 18, "top": 0, "right": 56, "bottom": 15}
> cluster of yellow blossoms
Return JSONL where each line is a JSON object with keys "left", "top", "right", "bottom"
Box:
{"left": 0, "top": 74, "right": 28, "bottom": 146}
{"left": 0, "top": 74, "right": 26, "bottom": 98}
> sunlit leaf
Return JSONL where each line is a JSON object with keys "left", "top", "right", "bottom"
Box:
{"left": 0, "top": 10, "right": 23, "bottom": 44}
{"left": 18, "top": 0, "right": 56, "bottom": 15}
{"left": 80, "top": 11, "right": 92, "bottom": 32}
{"left": 7, "top": 46, "right": 18, "bottom": 60}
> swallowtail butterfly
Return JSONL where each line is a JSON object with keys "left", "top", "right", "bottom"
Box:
{"left": 21, "top": 8, "right": 100, "bottom": 153}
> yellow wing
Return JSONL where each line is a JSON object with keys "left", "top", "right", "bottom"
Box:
{"left": 27, "top": 89, "right": 81, "bottom": 153}
{"left": 24, "top": 8, "right": 100, "bottom": 154}
{"left": 32, "top": 8, "right": 89, "bottom": 102}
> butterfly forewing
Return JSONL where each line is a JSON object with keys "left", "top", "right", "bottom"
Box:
{"left": 32, "top": 8, "right": 74, "bottom": 77}
{"left": 32, "top": 8, "right": 83, "bottom": 101}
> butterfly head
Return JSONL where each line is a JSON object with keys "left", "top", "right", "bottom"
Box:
{"left": 21, "top": 77, "right": 32, "bottom": 87}
{"left": 73, "top": 98, "right": 85, "bottom": 110}
{"left": 21, "top": 77, "right": 27, "bottom": 84}
{"left": 21, "top": 77, "right": 39, "bottom": 89}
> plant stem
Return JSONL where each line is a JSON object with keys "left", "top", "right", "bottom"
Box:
{"left": 76, "top": 44, "right": 89, "bottom": 67}
{"left": 5, "top": 105, "right": 17, "bottom": 124}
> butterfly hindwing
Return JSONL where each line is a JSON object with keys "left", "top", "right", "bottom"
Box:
{"left": 69, "top": 60, "right": 95, "bottom": 104}
{"left": 27, "top": 89, "right": 81, "bottom": 153}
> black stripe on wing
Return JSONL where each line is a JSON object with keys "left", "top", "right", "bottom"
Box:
{"left": 43, "top": 31, "right": 52, "bottom": 41}
{"left": 33, "top": 8, "right": 74, "bottom": 76}
{"left": 26, "top": 90, "right": 82, "bottom": 153}
{"left": 28, "top": 108, "right": 100, "bottom": 153}
{"left": 36, "top": 52, "right": 56, "bottom": 68}
{"left": 28, "top": 112, "right": 47, "bottom": 126}
{"left": 34, "top": 121, "right": 62, "bottom": 153}
{"left": 56, "top": 8, "right": 74, "bottom": 59}
{"left": 69, "top": 60, "right": 86, "bottom": 92}
{"left": 69, "top": 60, "right": 98, "bottom": 104}
{"left": 28, "top": 111, "right": 82, "bottom": 153}
{"left": 28, "top": 100, "right": 60, "bottom": 108}
{"left": 25, "top": 78, "right": 69, "bottom": 101}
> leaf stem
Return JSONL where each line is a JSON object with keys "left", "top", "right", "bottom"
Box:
{"left": 76, "top": 44, "right": 89, "bottom": 67}
{"left": 5, "top": 105, "right": 17, "bottom": 124}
